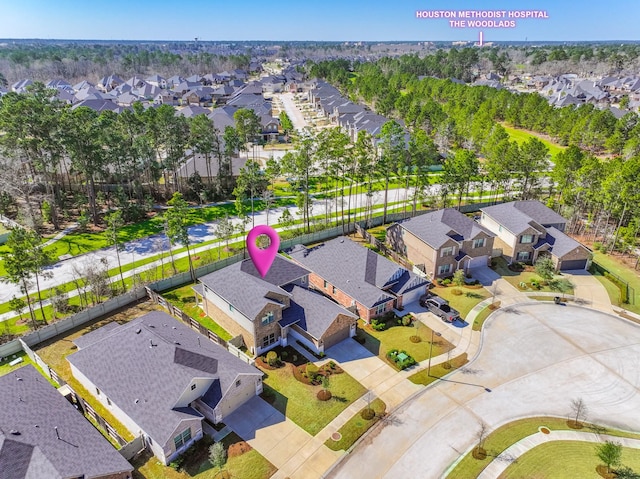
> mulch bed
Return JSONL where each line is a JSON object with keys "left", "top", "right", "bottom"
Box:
{"left": 317, "top": 389, "right": 332, "bottom": 401}
{"left": 567, "top": 420, "right": 584, "bottom": 430}
{"left": 472, "top": 447, "right": 487, "bottom": 460}
{"left": 596, "top": 464, "right": 617, "bottom": 479}
{"left": 228, "top": 440, "right": 252, "bottom": 458}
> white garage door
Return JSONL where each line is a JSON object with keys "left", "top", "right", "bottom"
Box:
{"left": 402, "top": 287, "right": 424, "bottom": 306}
{"left": 466, "top": 255, "right": 488, "bottom": 270}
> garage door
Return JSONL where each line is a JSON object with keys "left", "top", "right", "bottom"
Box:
{"left": 559, "top": 259, "right": 587, "bottom": 270}
{"left": 402, "top": 287, "right": 424, "bottom": 306}
{"left": 466, "top": 255, "right": 488, "bottom": 270}
{"left": 323, "top": 327, "right": 350, "bottom": 350}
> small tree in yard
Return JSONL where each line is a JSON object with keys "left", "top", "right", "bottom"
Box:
{"left": 105, "top": 209, "right": 126, "bottom": 293}
{"left": 596, "top": 441, "right": 622, "bottom": 475}
{"left": 534, "top": 256, "right": 556, "bottom": 281}
{"left": 453, "top": 269, "right": 465, "bottom": 287}
{"left": 214, "top": 215, "right": 235, "bottom": 258}
{"left": 8, "top": 296, "right": 26, "bottom": 324}
{"left": 476, "top": 421, "right": 488, "bottom": 453}
{"left": 165, "top": 192, "right": 195, "bottom": 281}
{"left": 549, "top": 277, "right": 574, "bottom": 299}
{"left": 208, "top": 441, "right": 227, "bottom": 473}
{"left": 569, "top": 397, "right": 588, "bottom": 428}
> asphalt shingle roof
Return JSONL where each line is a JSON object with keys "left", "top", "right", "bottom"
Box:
{"left": 288, "top": 237, "right": 428, "bottom": 308}
{"left": 0, "top": 365, "right": 133, "bottom": 479}
{"left": 534, "top": 226, "right": 588, "bottom": 258}
{"left": 67, "top": 311, "right": 261, "bottom": 446}
{"left": 399, "top": 209, "right": 494, "bottom": 249}
{"left": 481, "top": 201, "right": 567, "bottom": 235}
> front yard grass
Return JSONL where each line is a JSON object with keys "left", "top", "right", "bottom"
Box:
{"left": 472, "top": 302, "right": 501, "bottom": 331}
{"left": 449, "top": 416, "right": 640, "bottom": 478}
{"left": 408, "top": 353, "right": 468, "bottom": 386}
{"left": 433, "top": 285, "right": 490, "bottom": 320}
{"left": 491, "top": 257, "right": 574, "bottom": 295}
{"left": 356, "top": 318, "right": 453, "bottom": 364}
{"left": 133, "top": 432, "right": 276, "bottom": 479}
{"left": 593, "top": 252, "right": 640, "bottom": 313}
{"left": 325, "top": 398, "right": 386, "bottom": 451}
{"left": 259, "top": 358, "right": 366, "bottom": 436}
{"left": 162, "top": 283, "right": 232, "bottom": 341}
{"left": 499, "top": 440, "right": 640, "bottom": 479}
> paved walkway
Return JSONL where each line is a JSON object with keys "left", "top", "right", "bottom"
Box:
{"left": 476, "top": 430, "right": 640, "bottom": 478}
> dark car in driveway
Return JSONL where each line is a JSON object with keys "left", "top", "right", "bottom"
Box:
{"left": 420, "top": 295, "right": 461, "bottom": 323}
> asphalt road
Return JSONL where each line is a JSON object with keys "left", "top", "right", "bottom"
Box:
{"left": 327, "top": 303, "right": 640, "bottom": 479}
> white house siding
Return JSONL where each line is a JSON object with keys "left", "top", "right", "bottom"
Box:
{"left": 213, "top": 374, "right": 262, "bottom": 422}
{"left": 174, "top": 377, "right": 216, "bottom": 408}
{"left": 203, "top": 285, "right": 255, "bottom": 332}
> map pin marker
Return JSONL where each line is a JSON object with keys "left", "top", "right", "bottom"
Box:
{"left": 246, "top": 225, "right": 280, "bottom": 278}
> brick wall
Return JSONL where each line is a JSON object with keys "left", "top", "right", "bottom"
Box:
{"left": 203, "top": 298, "right": 255, "bottom": 351}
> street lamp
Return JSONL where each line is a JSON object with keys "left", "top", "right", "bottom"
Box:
{"left": 428, "top": 330, "right": 442, "bottom": 377}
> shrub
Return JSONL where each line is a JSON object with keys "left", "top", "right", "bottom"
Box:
{"left": 441, "top": 278, "right": 452, "bottom": 286}
{"left": 371, "top": 319, "right": 387, "bottom": 331}
{"left": 401, "top": 315, "right": 412, "bottom": 326}
{"left": 361, "top": 408, "right": 375, "bottom": 420}
{"left": 328, "top": 361, "right": 336, "bottom": 369}
{"left": 306, "top": 363, "right": 320, "bottom": 381}
{"left": 281, "top": 350, "right": 288, "bottom": 360}
{"left": 451, "top": 288, "right": 463, "bottom": 296}
{"left": 386, "top": 349, "right": 416, "bottom": 370}
{"left": 266, "top": 351, "right": 278, "bottom": 367}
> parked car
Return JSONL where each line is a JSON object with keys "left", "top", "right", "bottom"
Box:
{"left": 421, "top": 296, "right": 460, "bottom": 323}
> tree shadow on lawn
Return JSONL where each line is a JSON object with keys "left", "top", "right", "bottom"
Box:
{"left": 356, "top": 328, "right": 381, "bottom": 356}
{"left": 260, "top": 383, "right": 288, "bottom": 417}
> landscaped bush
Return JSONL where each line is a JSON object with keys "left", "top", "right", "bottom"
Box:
{"left": 266, "top": 351, "right": 278, "bottom": 367}
{"left": 361, "top": 408, "right": 375, "bottom": 420}
{"left": 386, "top": 349, "right": 416, "bottom": 370}
{"left": 401, "top": 315, "right": 412, "bottom": 326}
{"left": 451, "top": 288, "right": 463, "bottom": 296}
{"left": 306, "top": 363, "right": 320, "bottom": 382}
{"left": 441, "top": 278, "right": 452, "bottom": 286}
{"left": 604, "top": 271, "right": 629, "bottom": 303}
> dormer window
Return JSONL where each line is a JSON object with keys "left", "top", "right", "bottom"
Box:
{"left": 261, "top": 311, "right": 275, "bottom": 325}
{"left": 441, "top": 247, "right": 454, "bottom": 257}
{"left": 473, "top": 238, "right": 486, "bottom": 249}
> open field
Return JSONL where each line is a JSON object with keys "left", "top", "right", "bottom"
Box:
{"left": 502, "top": 124, "right": 566, "bottom": 159}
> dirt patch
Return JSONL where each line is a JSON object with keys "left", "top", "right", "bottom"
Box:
{"left": 540, "top": 427, "right": 550, "bottom": 434}
{"left": 567, "top": 420, "right": 584, "bottom": 430}
{"left": 317, "top": 389, "right": 332, "bottom": 401}
{"left": 472, "top": 446, "right": 487, "bottom": 460}
{"left": 596, "top": 464, "right": 617, "bottom": 479}
{"left": 228, "top": 440, "right": 252, "bottom": 458}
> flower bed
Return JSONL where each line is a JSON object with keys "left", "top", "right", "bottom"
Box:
{"left": 386, "top": 349, "right": 416, "bottom": 370}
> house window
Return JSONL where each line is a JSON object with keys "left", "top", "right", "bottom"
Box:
{"left": 375, "top": 303, "right": 386, "bottom": 315}
{"left": 236, "top": 380, "right": 241, "bottom": 387}
{"left": 191, "top": 384, "right": 197, "bottom": 391}
{"left": 498, "top": 225, "right": 503, "bottom": 232}
{"left": 438, "top": 264, "right": 452, "bottom": 275}
{"left": 323, "top": 280, "right": 328, "bottom": 288}
{"left": 473, "top": 238, "right": 486, "bottom": 249}
{"left": 96, "top": 388, "right": 100, "bottom": 396}
{"left": 520, "top": 234, "right": 534, "bottom": 244}
{"left": 516, "top": 251, "right": 531, "bottom": 261}
{"left": 441, "top": 247, "right": 454, "bottom": 257}
{"left": 262, "top": 333, "right": 276, "bottom": 348}
{"left": 229, "top": 304, "right": 235, "bottom": 313}
{"left": 106, "top": 397, "right": 111, "bottom": 406}
{"left": 173, "top": 428, "right": 192, "bottom": 451}
{"left": 261, "top": 311, "right": 275, "bottom": 325}
{"left": 332, "top": 286, "right": 336, "bottom": 294}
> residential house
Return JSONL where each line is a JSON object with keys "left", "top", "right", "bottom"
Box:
{"left": 386, "top": 208, "right": 495, "bottom": 278}
{"left": 175, "top": 105, "right": 210, "bottom": 118}
{"left": 0, "top": 365, "right": 133, "bottom": 479}
{"left": 97, "top": 74, "right": 124, "bottom": 92}
{"left": 154, "top": 90, "right": 179, "bottom": 106}
{"left": 146, "top": 74, "right": 167, "bottom": 89}
{"left": 67, "top": 311, "right": 263, "bottom": 465}
{"left": 11, "top": 79, "right": 33, "bottom": 93}
{"left": 195, "top": 256, "right": 357, "bottom": 355}
{"left": 479, "top": 200, "right": 591, "bottom": 270}
{"left": 289, "top": 237, "right": 428, "bottom": 322}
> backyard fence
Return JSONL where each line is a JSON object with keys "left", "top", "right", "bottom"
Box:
{"left": 590, "top": 261, "right": 635, "bottom": 305}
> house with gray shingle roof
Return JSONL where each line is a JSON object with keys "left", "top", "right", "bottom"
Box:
{"left": 480, "top": 200, "right": 591, "bottom": 270}
{"left": 67, "top": 311, "right": 263, "bottom": 466}
{"left": 288, "top": 237, "right": 428, "bottom": 322}
{"left": 196, "top": 255, "right": 357, "bottom": 355}
{"left": 0, "top": 365, "right": 133, "bottom": 479}
{"left": 387, "top": 209, "right": 495, "bottom": 278}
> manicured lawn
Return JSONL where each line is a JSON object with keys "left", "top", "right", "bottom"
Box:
{"left": 162, "top": 283, "right": 232, "bottom": 341}
{"left": 499, "top": 440, "right": 640, "bottom": 479}
{"left": 357, "top": 319, "right": 453, "bottom": 364}
{"left": 260, "top": 360, "right": 366, "bottom": 436}
{"left": 408, "top": 353, "right": 468, "bottom": 386}
{"left": 35, "top": 301, "right": 162, "bottom": 442}
{"left": 0, "top": 350, "right": 32, "bottom": 376}
{"left": 433, "top": 285, "right": 490, "bottom": 320}
{"left": 133, "top": 433, "right": 276, "bottom": 479}
{"left": 472, "top": 302, "right": 500, "bottom": 331}
{"left": 325, "top": 398, "right": 386, "bottom": 451}
{"left": 491, "top": 257, "right": 574, "bottom": 295}
{"left": 449, "top": 416, "right": 640, "bottom": 478}
{"left": 502, "top": 124, "right": 566, "bottom": 160}
{"left": 593, "top": 252, "right": 640, "bottom": 313}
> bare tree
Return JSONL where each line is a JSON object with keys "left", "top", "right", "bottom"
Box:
{"left": 569, "top": 397, "right": 588, "bottom": 427}
{"left": 476, "top": 420, "right": 489, "bottom": 451}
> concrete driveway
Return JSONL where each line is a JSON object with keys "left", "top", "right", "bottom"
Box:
{"left": 326, "top": 303, "right": 640, "bottom": 479}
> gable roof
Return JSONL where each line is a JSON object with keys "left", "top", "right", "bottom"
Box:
{"left": 67, "top": 311, "right": 261, "bottom": 445}
{"left": 288, "top": 237, "right": 428, "bottom": 308}
{"left": 481, "top": 201, "right": 567, "bottom": 235}
{"left": 533, "top": 226, "right": 590, "bottom": 258}
{"left": 398, "top": 208, "right": 495, "bottom": 249}
{"left": 199, "top": 256, "right": 310, "bottom": 320}
{"left": 0, "top": 365, "right": 133, "bottom": 479}
{"left": 281, "top": 285, "right": 357, "bottom": 339}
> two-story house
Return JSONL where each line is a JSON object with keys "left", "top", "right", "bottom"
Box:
{"left": 480, "top": 201, "right": 591, "bottom": 270}
{"left": 386, "top": 208, "right": 496, "bottom": 278}
{"left": 288, "top": 237, "right": 429, "bottom": 322}
{"left": 195, "top": 255, "right": 357, "bottom": 356}
{"left": 67, "top": 311, "right": 263, "bottom": 466}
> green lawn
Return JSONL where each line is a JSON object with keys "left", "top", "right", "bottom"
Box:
{"left": 357, "top": 319, "right": 453, "bottom": 364}
{"left": 449, "top": 416, "right": 640, "bottom": 478}
{"left": 491, "top": 257, "right": 574, "bottom": 295}
{"left": 499, "top": 440, "right": 640, "bottom": 479}
{"left": 592, "top": 252, "right": 640, "bottom": 313}
{"left": 408, "top": 353, "right": 468, "bottom": 386}
{"left": 502, "top": 124, "right": 566, "bottom": 160}
{"left": 433, "top": 285, "right": 490, "bottom": 320}
{"left": 325, "top": 398, "right": 386, "bottom": 451}
{"left": 133, "top": 433, "right": 276, "bottom": 479}
{"left": 472, "top": 302, "right": 500, "bottom": 331}
{"left": 0, "top": 350, "right": 32, "bottom": 376}
{"left": 162, "top": 283, "right": 232, "bottom": 341}
{"left": 260, "top": 360, "right": 366, "bottom": 436}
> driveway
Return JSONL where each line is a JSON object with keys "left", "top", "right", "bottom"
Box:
{"left": 564, "top": 269, "right": 615, "bottom": 313}
{"left": 278, "top": 92, "right": 308, "bottom": 131}
{"left": 326, "top": 303, "right": 640, "bottom": 478}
